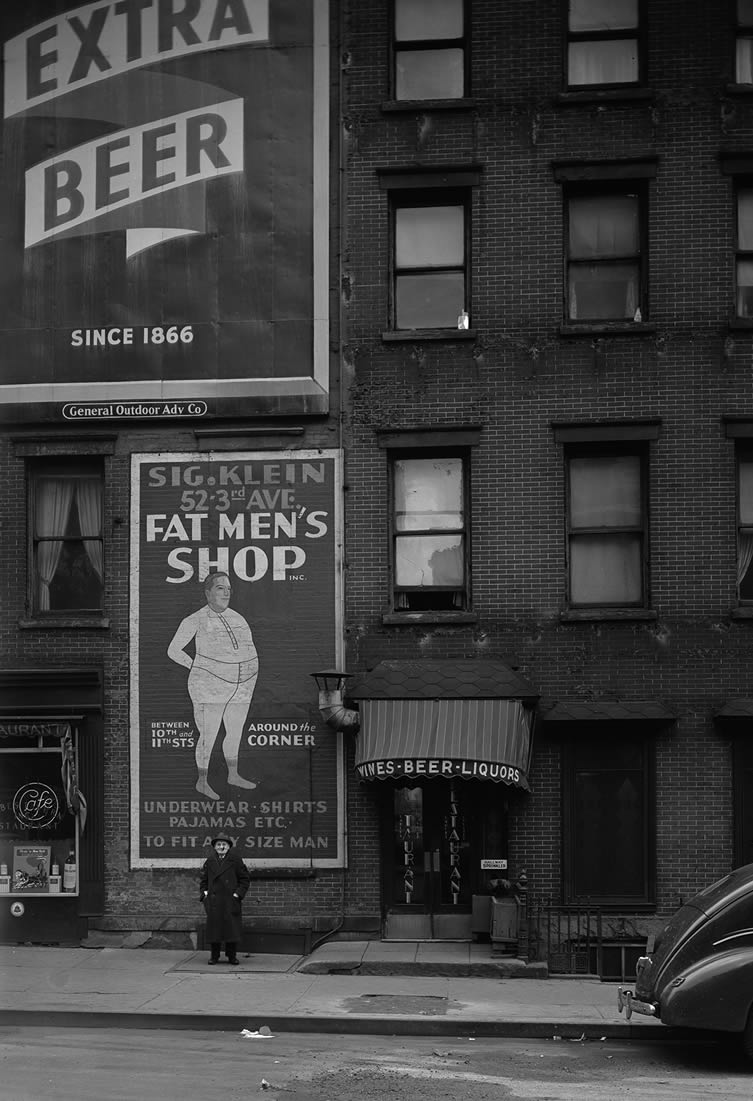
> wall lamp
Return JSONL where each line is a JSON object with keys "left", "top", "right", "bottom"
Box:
{"left": 311, "top": 670, "right": 360, "bottom": 733}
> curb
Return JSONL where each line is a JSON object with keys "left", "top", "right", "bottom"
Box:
{"left": 296, "top": 962, "right": 549, "bottom": 978}
{"left": 0, "top": 1009, "right": 722, "bottom": 1044}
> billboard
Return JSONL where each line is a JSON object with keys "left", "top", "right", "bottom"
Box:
{"left": 129, "top": 449, "right": 344, "bottom": 868}
{"left": 0, "top": 0, "right": 329, "bottom": 422}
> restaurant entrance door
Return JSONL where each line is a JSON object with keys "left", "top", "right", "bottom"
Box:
{"left": 382, "top": 780, "right": 476, "bottom": 940}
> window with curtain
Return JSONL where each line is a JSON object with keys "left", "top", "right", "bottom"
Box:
{"left": 393, "top": 196, "right": 468, "bottom": 330}
{"left": 737, "top": 189, "right": 753, "bottom": 318}
{"left": 566, "top": 448, "right": 647, "bottom": 607}
{"left": 564, "top": 735, "right": 654, "bottom": 905}
{"left": 567, "top": 0, "right": 640, "bottom": 87}
{"left": 30, "top": 459, "right": 104, "bottom": 614}
{"left": 391, "top": 454, "right": 468, "bottom": 611}
{"left": 738, "top": 453, "right": 753, "bottom": 602}
{"left": 737, "top": 0, "right": 753, "bottom": 83}
{"left": 393, "top": 0, "right": 466, "bottom": 101}
{"left": 566, "top": 189, "right": 644, "bottom": 321}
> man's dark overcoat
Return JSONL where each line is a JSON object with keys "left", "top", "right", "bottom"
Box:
{"left": 200, "top": 844, "right": 251, "bottom": 944}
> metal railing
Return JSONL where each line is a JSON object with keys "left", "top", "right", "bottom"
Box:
{"left": 520, "top": 894, "right": 602, "bottom": 975}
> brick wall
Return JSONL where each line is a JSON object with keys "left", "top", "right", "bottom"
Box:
{"left": 340, "top": 0, "right": 753, "bottom": 921}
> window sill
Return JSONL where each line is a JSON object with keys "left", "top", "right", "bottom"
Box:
{"left": 381, "top": 97, "right": 475, "bottom": 113}
{"left": 725, "top": 83, "right": 753, "bottom": 96}
{"left": 566, "top": 900, "right": 655, "bottom": 912}
{"left": 382, "top": 611, "right": 478, "bottom": 626}
{"left": 560, "top": 608, "right": 657, "bottom": 623}
{"left": 559, "top": 322, "right": 656, "bottom": 338}
{"left": 382, "top": 329, "right": 477, "bottom": 343}
{"left": 727, "top": 319, "right": 753, "bottom": 330}
{"left": 555, "top": 87, "right": 654, "bottom": 105}
{"left": 19, "top": 616, "right": 110, "bottom": 630}
{"left": 248, "top": 868, "right": 316, "bottom": 879}
{"left": 730, "top": 607, "right": 753, "bottom": 619}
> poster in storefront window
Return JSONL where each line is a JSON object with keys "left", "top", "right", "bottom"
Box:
{"left": 0, "top": 0, "right": 329, "bottom": 424}
{"left": 130, "top": 450, "right": 343, "bottom": 868}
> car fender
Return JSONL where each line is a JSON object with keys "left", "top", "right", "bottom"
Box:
{"left": 660, "top": 947, "right": 753, "bottom": 1032}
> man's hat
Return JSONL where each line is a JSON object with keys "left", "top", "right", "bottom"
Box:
{"left": 211, "top": 836, "right": 233, "bottom": 848}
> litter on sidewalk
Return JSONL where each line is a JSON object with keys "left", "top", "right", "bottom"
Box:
{"left": 241, "top": 1025, "right": 274, "bottom": 1038}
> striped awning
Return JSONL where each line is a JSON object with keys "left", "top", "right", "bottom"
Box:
{"left": 355, "top": 698, "right": 534, "bottom": 789}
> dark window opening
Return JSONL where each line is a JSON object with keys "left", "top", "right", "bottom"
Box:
{"left": 29, "top": 460, "right": 104, "bottom": 615}
{"left": 564, "top": 735, "right": 654, "bottom": 905}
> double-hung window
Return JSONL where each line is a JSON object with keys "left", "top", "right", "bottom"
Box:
{"left": 737, "top": 0, "right": 753, "bottom": 83}
{"left": 393, "top": 0, "right": 466, "bottom": 101}
{"left": 736, "top": 188, "right": 753, "bottom": 318}
{"left": 567, "top": 0, "right": 640, "bottom": 88}
{"left": 391, "top": 453, "right": 468, "bottom": 611}
{"left": 29, "top": 459, "right": 104, "bottom": 615}
{"left": 393, "top": 194, "right": 468, "bottom": 330}
{"left": 566, "top": 187, "right": 644, "bottom": 321}
{"left": 566, "top": 446, "right": 648, "bottom": 608}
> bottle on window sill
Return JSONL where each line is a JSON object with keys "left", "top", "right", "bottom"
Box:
{"left": 63, "top": 849, "right": 77, "bottom": 892}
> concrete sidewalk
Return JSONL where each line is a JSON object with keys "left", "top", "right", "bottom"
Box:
{"left": 0, "top": 940, "right": 686, "bottom": 1043}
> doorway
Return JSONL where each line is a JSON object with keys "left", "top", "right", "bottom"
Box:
{"left": 382, "top": 780, "right": 482, "bottom": 939}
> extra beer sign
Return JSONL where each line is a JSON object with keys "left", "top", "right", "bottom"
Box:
{"left": 5, "top": 1, "right": 267, "bottom": 116}
{"left": 7, "top": 1, "right": 262, "bottom": 252}
{"left": 0, "top": 1, "right": 329, "bottom": 421}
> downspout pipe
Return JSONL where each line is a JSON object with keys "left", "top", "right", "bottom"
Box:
{"left": 317, "top": 688, "right": 360, "bottom": 733}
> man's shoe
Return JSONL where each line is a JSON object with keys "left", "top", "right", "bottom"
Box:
{"left": 208, "top": 958, "right": 219, "bottom": 965}
{"left": 228, "top": 957, "right": 239, "bottom": 965}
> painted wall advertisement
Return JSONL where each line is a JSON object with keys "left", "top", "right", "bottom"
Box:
{"left": 130, "top": 450, "right": 344, "bottom": 868}
{"left": 0, "top": 0, "right": 329, "bottom": 422}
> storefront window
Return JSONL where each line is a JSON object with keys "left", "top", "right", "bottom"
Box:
{"left": 0, "top": 728, "right": 79, "bottom": 897}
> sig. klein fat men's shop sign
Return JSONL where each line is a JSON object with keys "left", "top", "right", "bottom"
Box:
{"left": 129, "top": 451, "right": 345, "bottom": 869}
{"left": 0, "top": 1, "right": 330, "bottom": 423}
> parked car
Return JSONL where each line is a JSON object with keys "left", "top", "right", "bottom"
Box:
{"left": 618, "top": 862, "right": 753, "bottom": 1057}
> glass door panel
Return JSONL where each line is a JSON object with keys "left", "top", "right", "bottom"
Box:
{"left": 389, "top": 782, "right": 473, "bottom": 913}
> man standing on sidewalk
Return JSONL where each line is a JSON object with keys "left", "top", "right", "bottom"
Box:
{"left": 200, "top": 835, "right": 251, "bottom": 965}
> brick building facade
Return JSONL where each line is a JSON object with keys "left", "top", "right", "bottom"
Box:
{"left": 336, "top": 0, "right": 753, "bottom": 954}
{"left": 1, "top": 1, "right": 753, "bottom": 964}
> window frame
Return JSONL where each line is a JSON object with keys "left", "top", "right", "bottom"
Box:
{"left": 565, "top": 0, "right": 644, "bottom": 90}
{"left": 388, "top": 448, "right": 471, "bottom": 613}
{"left": 735, "top": 184, "right": 753, "bottom": 319}
{"left": 0, "top": 729, "right": 82, "bottom": 898}
{"left": 391, "top": 0, "right": 469, "bottom": 102}
{"left": 563, "top": 181, "right": 647, "bottom": 324}
{"left": 736, "top": 447, "right": 753, "bottom": 603}
{"left": 390, "top": 189, "right": 470, "bottom": 332}
{"left": 736, "top": 0, "right": 753, "bottom": 84}
{"left": 733, "top": 735, "right": 753, "bottom": 867}
{"left": 562, "top": 732, "right": 656, "bottom": 907}
{"left": 564, "top": 442, "right": 649, "bottom": 610}
{"left": 27, "top": 457, "right": 105, "bottom": 618}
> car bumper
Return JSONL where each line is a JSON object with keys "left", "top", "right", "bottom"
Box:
{"left": 617, "top": 986, "right": 658, "bottom": 1020}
